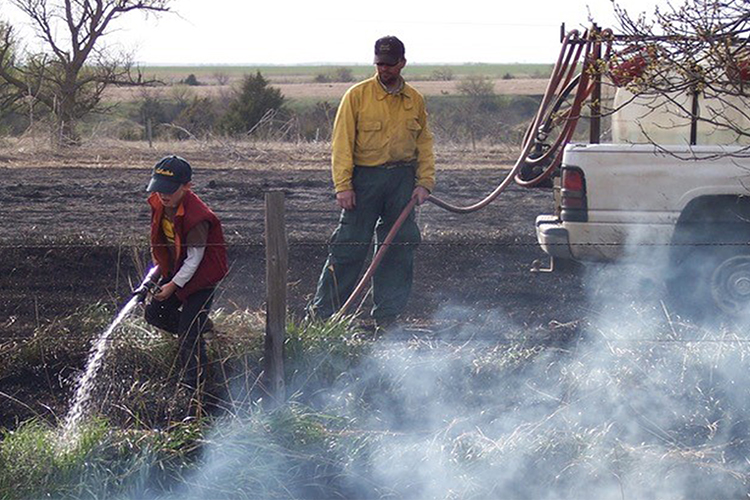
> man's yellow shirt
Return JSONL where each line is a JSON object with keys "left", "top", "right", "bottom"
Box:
{"left": 331, "top": 75, "right": 435, "bottom": 193}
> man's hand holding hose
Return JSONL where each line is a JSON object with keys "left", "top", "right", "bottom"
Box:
{"left": 412, "top": 186, "right": 430, "bottom": 205}
{"left": 337, "top": 185, "right": 430, "bottom": 211}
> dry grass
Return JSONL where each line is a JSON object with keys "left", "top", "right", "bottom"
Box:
{"left": 5, "top": 296, "right": 750, "bottom": 498}
{"left": 0, "top": 136, "right": 519, "bottom": 171}
{"left": 103, "top": 78, "right": 550, "bottom": 103}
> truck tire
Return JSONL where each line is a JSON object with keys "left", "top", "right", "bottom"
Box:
{"left": 667, "top": 230, "right": 750, "bottom": 320}
{"left": 667, "top": 198, "right": 750, "bottom": 320}
{"left": 708, "top": 252, "right": 750, "bottom": 317}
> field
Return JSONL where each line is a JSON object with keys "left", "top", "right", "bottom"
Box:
{"left": 136, "top": 63, "right": 554, "bottom": 84}
{"left": 106, "top": 63, "right": 551, "bottom": 103}
{"left": 3, "top": 67, "right": 750, "bottom": 499}
{"left": 107, "top": 77, "right": 550, "bottom": 102}
{"left": 0, "top": 139, "right": 564, "bottom": 341}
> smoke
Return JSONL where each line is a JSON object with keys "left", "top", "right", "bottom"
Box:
{"left": 138, "top": 228, "right": 750, "bottom": 499}
{"left": 317, "top": 229, "right": 750, "bottom": 499}
{"left": 333, "top": 318, "right": 750, "bottom": 497}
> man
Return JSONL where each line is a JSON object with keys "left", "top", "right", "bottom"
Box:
{"left": 310, "top": 35, "right": 435, "bottom": 328}
{"left": 144, "top": 155, "right": 228, "bottom": 390}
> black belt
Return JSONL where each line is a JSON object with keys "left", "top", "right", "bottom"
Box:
{"left": 356, "top": 161, "right": 417, "bottom": 170}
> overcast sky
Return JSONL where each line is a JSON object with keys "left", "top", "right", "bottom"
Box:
{"left": 4, "top": 0, "right": 671, "bottom": 65}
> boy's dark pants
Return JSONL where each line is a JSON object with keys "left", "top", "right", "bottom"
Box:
{"left": 311, "top": 164, "right": 421, "bottom": 320}
{"left": 145, "top": 287, "right": 214, "bottom": 389}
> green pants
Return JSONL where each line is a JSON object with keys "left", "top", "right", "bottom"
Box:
{"left": 312, "top": 164, "right": 421, "bottom": 319}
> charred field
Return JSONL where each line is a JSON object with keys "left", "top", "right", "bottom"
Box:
{"left": 0, "top": 141, "right": 577, "bottom": 340}
{"left": 4, "top": 142, "right": 750, "bottom": 499}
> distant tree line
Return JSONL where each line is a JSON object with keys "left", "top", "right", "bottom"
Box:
{"left": 0, "top": 70, "right": 540, "bottom": 146}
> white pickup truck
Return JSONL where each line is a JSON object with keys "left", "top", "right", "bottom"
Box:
{"left": 535, "top": 90, "right": 750, "bottom": 318}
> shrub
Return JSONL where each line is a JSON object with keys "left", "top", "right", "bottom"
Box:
{"left": 313, "top": 67, "right": 355, "bottom": 83}
{"left": 136, "top": 90, "right": 187, "bottom": 140}
{"left": 173, "top": 97, "right": 218, "bottom": 137}
{"left": 456, "top": 74, "right": 495, "bottom": 97}
{"left": 219, "top": 71, "right": 285, "bottom": 135}
{"left": 291, "top": 100, "right": 336, "bottom": 141}
{"left": 333, "top": 67, "right": 354, "bottom": 82}
{"left": 426, "top": 94, "right": 541, "bottom": 146}
{"left": 181, "top": 74, "right": 200, "bottom": 86}
{"left": 313, "top": 72, "right": 331, "bottom": 83}
{"left": 431, "top": 68, "right": 454, "bottom": 81}
{"left": 213, "top": 71, "right": 229, "bottom": 86}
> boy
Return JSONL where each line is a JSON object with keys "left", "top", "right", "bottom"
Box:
{"left": 144, "top": 155, "right": 228, "bottom": 390}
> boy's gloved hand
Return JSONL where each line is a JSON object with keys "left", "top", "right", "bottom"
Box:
{"left": 154, "top": 281, "right": 178, "bottom": 301}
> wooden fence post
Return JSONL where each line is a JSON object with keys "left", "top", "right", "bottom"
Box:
{"left": 264, "top": 191, "right": 287, "bottom": 402}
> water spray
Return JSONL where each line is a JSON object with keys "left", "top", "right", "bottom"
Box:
{"left": 61, "top": 266, "right": 160, "bottom": 443}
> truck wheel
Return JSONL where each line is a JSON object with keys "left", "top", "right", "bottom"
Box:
{"left": 709, "top": 253, "right": 750, "bottom": 317}
{"left": 668, "top": 202, "right": 750, "bottom": 320}
{"left": 668, "top": 247, "right": 750, "bottom": 321}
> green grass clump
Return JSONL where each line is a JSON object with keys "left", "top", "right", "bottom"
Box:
{"left": 0, "top": 404, "right": 368, "bottom": 500}
{"left": 0, "top": 418, "right": 200, "bottom": 500}
{"left": 284, "top": 316, "right": 371, "bottom": 396}
{"left": 174, "top": 402, "right": 366, "bottom": 499}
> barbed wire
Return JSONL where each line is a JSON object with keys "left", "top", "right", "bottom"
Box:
{"left": 2, "top": 332, "right": 750, "bottom": 343}
{"left": 0, "top": 240, "right": 749, "bottom": 249}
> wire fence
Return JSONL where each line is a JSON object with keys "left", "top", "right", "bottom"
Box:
{"left": 2, "top": 240, "right": 750, "bottom": 249}
{"left": 4, "top": 221, "right": 750, "bottom": 346}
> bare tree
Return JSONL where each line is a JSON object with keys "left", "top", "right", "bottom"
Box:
{"left": 0, "top": 0, "right": 171, "bottom": 145}
{"left": 456, "top": 74, "right": 495, "bottom": 97}
{"left": 609, "top": 0, "right": 750, "bottom": 148}
{"left": 456, "top": 75, "right": 496, "bottom": 151}
{"left": 0, "top": 22, "right": 31, "bottom": 114}
{"left": 212, "top": 71, "right": 229, "bottom": 86}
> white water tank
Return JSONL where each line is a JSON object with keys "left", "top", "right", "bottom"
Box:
{"left": 611, "top": 87, "right": 750, "bottom": 146}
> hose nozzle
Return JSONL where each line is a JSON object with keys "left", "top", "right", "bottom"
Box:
{"left": 132, "top": 280, "right": 161, "bottom": 303}
{"left": 132, "top": 267, "right": 161, "bottom": 303}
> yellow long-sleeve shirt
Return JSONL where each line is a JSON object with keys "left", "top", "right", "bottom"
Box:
{"left": 330, "top": 75, "right": 435, "bottom": 193}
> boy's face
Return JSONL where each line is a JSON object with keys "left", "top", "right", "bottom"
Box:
{"left": 157, "top": 183, "right": 190, "bottom": 208}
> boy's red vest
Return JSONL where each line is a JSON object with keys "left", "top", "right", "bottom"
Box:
{"left": 148, "top": 190, "right": 228, "bottom": 302}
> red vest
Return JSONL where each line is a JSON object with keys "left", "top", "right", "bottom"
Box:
{"left": 148, "top": 190, "right": 228, "bottom": 302}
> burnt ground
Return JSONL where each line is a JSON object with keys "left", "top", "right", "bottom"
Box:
{"left": 0, "top": 163, "right": 586, "bottom": 340}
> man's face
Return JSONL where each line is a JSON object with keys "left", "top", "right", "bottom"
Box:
{"left": 376, "top": 58, "right": 406, "bottom": 86}
{"left": 157, "top": 183, "right": 189, "bottom": 208}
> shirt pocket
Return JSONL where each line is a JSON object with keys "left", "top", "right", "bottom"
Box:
{"left": 356, "top": 120, "right": 385, "bottom": 151}
{"left": 406, "top": 118, "right": 422, "bottom": 139}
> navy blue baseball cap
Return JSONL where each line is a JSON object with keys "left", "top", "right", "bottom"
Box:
{"left": 146, "top": 155, "right": 192, "bottom": 194}
{"left": 374, "top": 36, "right": 405, "bottom": 65}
